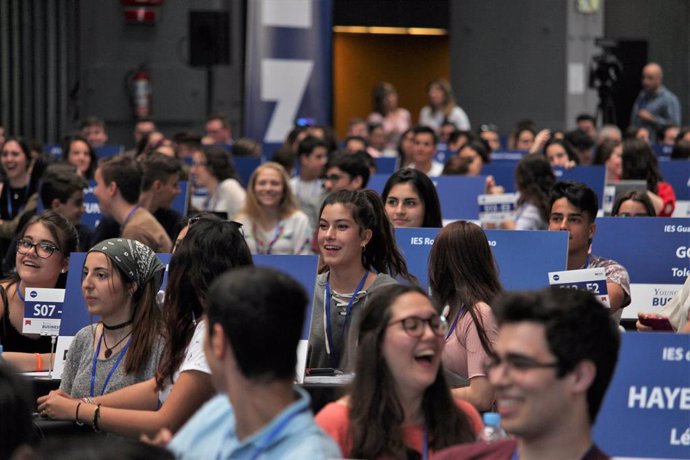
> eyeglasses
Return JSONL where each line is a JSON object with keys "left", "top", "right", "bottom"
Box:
{"left": 388, "top": 315, "right": 449, "bottom": 338}
{"left": 17, "top": 239, "right": 59, "bottom": 259}
{"left": 484, "top": 353, "right": 559, "bottom": 375}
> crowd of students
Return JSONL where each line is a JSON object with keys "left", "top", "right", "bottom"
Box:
{"left": 0, "top": 71, "right": 687, "bottom": 458}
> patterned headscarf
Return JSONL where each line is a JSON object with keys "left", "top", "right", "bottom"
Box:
{"left": 88, "top": 238, "right": 165, "bottom": 292}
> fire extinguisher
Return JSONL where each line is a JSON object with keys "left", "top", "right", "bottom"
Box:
{"left": 127, "top": 67, "right": 152, "bottom": 118}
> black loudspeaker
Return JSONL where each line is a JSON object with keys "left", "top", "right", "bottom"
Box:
{"left": 189, "top": 11, "right": 231, "bottom": 67}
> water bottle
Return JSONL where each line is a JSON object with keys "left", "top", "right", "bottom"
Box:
{"left": 477, "top": 412, "right": 508, "bottom": 442}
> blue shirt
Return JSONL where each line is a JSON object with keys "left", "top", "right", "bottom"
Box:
{"left": 630, "top": 85, "right": 681, "bottom": 136}
{"left": 169, "top": 387, "right": 341, "bottom": 460}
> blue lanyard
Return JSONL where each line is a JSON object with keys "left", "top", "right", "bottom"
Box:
{"left": 253, "top": 222, "right": 284, "bottom": 255}
{"left": 247, "top": 405, "right": 309, "bottom": 460}
{"left": 324, "top": 271, "right": 368, "bottom": 367}
{"left": 445, "top": 306, "right": 464, "bottom": 340}
{"left": 122, "top": 205, "right": 139, "bottom": 228}
{"left": 422, "top": 429, "right": 429, "bottom": 460}
{"left": 579, "top": 254, "right": 591, "bottom": 270}
{"left": 16, "top": 282, "right": 25, "bottom": 302}
{"left": 90, "top": 331, "right": 131, "bottom": 397}
{"left": 6, "top": 183, "right": 29, "bottom": 217}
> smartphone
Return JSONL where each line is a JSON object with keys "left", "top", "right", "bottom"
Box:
{"left": 638, "top": 316, "right": 675, "bottom": 331}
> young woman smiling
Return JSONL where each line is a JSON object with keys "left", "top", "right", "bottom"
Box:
{"left": 62, "top": 135, "right": 98, "bottom": 180}
{"left": 235, "top": 162, "right": 313, "bottom": 255}
{"left": 316, "top": 285, "right": 482, "bottom": 458}
{"left": 308, "top": 189, "right": 413, "bottom": 371}
{"left": 0, "top": 138, "right": 40, "bottom": 252}
{"left": 1, "top": 212, "right": 78, "bottom": 371}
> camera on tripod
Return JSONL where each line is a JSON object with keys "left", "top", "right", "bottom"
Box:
{"left": 589, "top": 38, "right": 623, "bottom": 125}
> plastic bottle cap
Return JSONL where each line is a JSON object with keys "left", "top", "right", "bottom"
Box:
{"left": 483, "top": 411, "right": 501, "bottom": 427}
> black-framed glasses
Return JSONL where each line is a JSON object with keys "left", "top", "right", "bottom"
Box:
{"left": 388, "top": 315, "right": 449, "bottom": 338}
{"left": 17, "top": 239, "right": 59, "bottom": 259}
{"left": 484, "top": 353, "right": 559, "bottom": 375}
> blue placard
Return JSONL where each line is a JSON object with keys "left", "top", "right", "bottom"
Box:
{"left": 234, "top": 156, "right": 263, "bottom": 188}
{"left": 481, "top": 164, "right": 516, "bottom": 192}
{"left": 94, "top": 145, "right": 124, "bottom": 159}
{"left": 490, "top": 150, "right": 528, "bottom": 165}
{"left": 659, "top": 161, "right": 690, "bottom": 200}
{"left": 254, "top": 255, "right": 318, "bottom": 340}
{"left": 558, "top": 165, "right": 606, "bottom": 208}
{"left": 594, "top": 333, "right": 690, "bottom": 459}
{"left": 366, "top": 174, "right": 390, "bottom": 195}
{"left": 374, "top": 157, "right": 397, "bottom": 175}
{"left": 59, "top": 252, "right": 171, "bottom": 337}
{"left": 435, "top": 176, "right": 489, "bottom": 220}
{"left": 81, "top": 181, "right": 189, "bottom": 228}
{"left": 43, "top": 143, "right": 64, "bottom": 160}
{"left": 435, "top": 144, "right": 450, "bottom": 164}
{"left": 592, "top": 217, "right": 690, "bottom": 319}
{"left": 244, "top": 0, "right": 332, "bottom": 153}
{"left": 394, "top": 228, "right": 568, "bottom": 292}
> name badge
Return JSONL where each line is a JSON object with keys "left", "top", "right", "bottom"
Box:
{"left": 478, "top": 193, "right": 517, "bottom": 227}
{"left": 22, "top": 287, "right": 65, "bottom": 335}
{"left": 548, "top": 268, "right": 610, "bottom": 308}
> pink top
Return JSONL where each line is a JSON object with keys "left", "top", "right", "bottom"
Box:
{"left": 442, "top": 302, "right": 498, "bottom": 380}
{"left": 316, "top": 398, "right": 483, "bottom": 459}
{"left": 368, "top": 108, "right": 412, "bottom": 149}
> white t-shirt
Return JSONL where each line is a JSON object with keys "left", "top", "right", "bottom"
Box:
{"left": 158, "top": 320, "right": 211, "bottom": 404}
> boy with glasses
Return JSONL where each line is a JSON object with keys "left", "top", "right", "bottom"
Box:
{"left": 437, "top": 288, "right": 620, "bottom": 460}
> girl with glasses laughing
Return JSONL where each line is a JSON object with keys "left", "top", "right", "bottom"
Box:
{"left": 316, "top": 284, "right": 482, "bottom": 459}
{"left": 1, "top": 211, "right": 78, "bottom": 371}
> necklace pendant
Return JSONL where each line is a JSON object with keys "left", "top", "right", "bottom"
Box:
{"left": 104, "top": 348, "right": 112, "bottom": 359}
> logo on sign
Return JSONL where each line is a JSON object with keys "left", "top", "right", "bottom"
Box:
{"left": 552, "top": 274, "right": 560, "bottom": 281}
{"left": 30, "top": 290, "right": 37, "bottom": 298}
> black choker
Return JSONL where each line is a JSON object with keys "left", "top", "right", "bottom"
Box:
{"left": 102, "top": 319, "right": 133, "bottom": 330}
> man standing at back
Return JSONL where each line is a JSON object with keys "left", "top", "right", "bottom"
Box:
{"left": 167, "top": 266, "right": 341, "bottom": 459}
{"left": 436, "top": 288, "right": 620, "bottom": 460}
{"left": 630, "top": 63, "right": 681, "bottom": 140}
{"left": 93, "top": 154, "right": 172, "bottom": 252}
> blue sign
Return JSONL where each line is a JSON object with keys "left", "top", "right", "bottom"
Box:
{"left": 244, "top": 0, "right": 333, "bottom": 153}
{"left": 374, "top": 157, "right": 397, "bottom": 175}
{"left": 559, "top": 165, "right": 606, "bottom": 208}
{"left": 594, "top": 333, "right": 690, "bottom": 459}
{"left": 80, "top": 181, "right": 189, "bottom": 228}
{"left": 234, "top": 157, "right": 263, "bottom": 187}
{"left": 59, "top": 252, "right": 171, "bottom": 337}
{"left": 94, "top": 145, "right": 124, "bottom": 159}
{"left": 254, "top": 254, "right": 318, "bottom": 340}
{"left": 394, "top": 227, "right": 568, "bottom": 292}
{"left": 481, "top": 164, "right": 515, "bottom": 192}
{"left": 435, "top": 176, "right": 490, "bottom": 220}
{"left": 592, "top": 217, "right": 690, "bottom": 319}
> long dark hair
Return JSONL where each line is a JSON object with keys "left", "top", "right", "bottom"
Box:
{"left": 381, "top": 168, "right": 443, "bottom": 227}
{"left": 319, "top": 190, "right": 414, "bottom": 282}
{"left": 621, "top": 138, "right": 662, "bottom": 193}
{"left": 349, "top": 284, "right": 475, "bottom": 458}
{"left": 155, "top": 216, "right": 253, "bottom": 389}
{"left": 61, "top": 135, "right": 97, "bottom": 180}
{"left": 428, "top": 221, "right": 502, "bottom": 357}
{"left": 515, "top": 154, "right": 556, "bottom": 222}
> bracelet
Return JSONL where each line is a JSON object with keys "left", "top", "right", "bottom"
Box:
{"left": 34, "top": 353, "right": 42, "bottom": 372}
{"left": 92, "top": 403, "right": 101, "bottom": 432}
{"left": 75, "top": 402, "right": 84, "bottom": 426}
